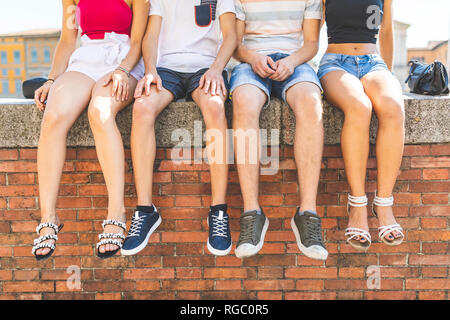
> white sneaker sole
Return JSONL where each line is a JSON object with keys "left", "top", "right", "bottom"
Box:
{"left": 206, "top": 216, "right": 232, "bottom": 256}
{"left": 291, "top": 217, "right": 328, "bottom": 261}
{"left": 207, "top": 240, "right": 232, "bottom": 256}
{"left": 121, "top": 215, "right": 162, "bottom": 256}
{"left": 235, "top": 216, "right": 269, "bottom": 259}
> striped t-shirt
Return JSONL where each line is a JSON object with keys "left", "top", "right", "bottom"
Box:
{"left": 235, "top": 0, "right": 323, "bottom": 55}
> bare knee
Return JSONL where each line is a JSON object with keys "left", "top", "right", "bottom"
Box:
{"left": 87, "top": 101, "right": 116, "bottom": 130}
{"left": 232, "top": 90, "right": 262, "bottom": 123}
{"left": 41, "top": 109, "right": 72, "bottom": 133}
{"left": 375, "top": 97, "right": 405, "bottom": 124}
{"left": 200, "top": 96, "right": 226, "bottom": 125}
{"left": 291, "top": 91, "right": 323, "bottom": 126}
{"left": 132, "top": 97, "right": 160, "bottom": 126}
{"left": 344, "top": 98, "right": 373, "bottom": 126}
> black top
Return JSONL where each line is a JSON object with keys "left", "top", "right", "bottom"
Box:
{"left": 325, "top": 0, "right": 384, "bottom": 44}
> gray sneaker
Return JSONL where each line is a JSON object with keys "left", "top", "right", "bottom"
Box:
{"left": 291, "top": 209, "right": 328, "bottom": 261}
{"left": 235, "top": 210, "right": 269, "bottom": 259}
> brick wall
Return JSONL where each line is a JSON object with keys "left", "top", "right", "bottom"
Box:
{"left": 0, "top": 144, "right": 449, "bottom": 300}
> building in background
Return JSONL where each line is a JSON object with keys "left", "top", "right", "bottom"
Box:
{"left": 393, "top": 21, "right": 410, "bottom": 90}
{"left": 0, "top": 28, "right": 60, "bottom": 98}
{"left": 408, "top": 40, "right": 448, "bottom": 66}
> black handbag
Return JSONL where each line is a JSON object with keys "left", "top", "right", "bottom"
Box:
{"left": 22, "top": 77, "right": 48, "bottom": 99}
{"left": 405, "top": 60, "right": 449, "bottom": 95}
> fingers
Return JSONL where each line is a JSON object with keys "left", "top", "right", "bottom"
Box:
{"left": 34, "top": 89, "right": 43, "bottom": 111}
{"left": 112, "top": 77, "right": 119, "bottom": 98}
{"left": 204, "top": 79, "right": 211, "bottom": 94}
{"left": 103, "top": 74, "right": 112, "bottom": 87}
{"left": 156, "top": 76, "right": 163, "bottom": 91}
{"left": 199, "top": 74, "right": 205, "bottom": 89}
{"left": 267, "top": 56, "right": 278, "bottom": 71}
{"left": 145, "top": 75, "right": 154, "bottom": 95}
{"left": 124, "top": 81, "right": 129, "bottom": 101}
{"left": 211, "top": 80, "right": 217, "bottom": 96}
{"left": 134, "top": 80, "right": 144, "bottom": 98}
{"left": 220, "top": 81, "right": 227, "bottom": 97}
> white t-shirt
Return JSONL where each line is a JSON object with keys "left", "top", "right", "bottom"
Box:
{"left": 150, "top": 0, "right": 236, "bottom": 73}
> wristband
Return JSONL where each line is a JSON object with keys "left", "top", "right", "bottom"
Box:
{"left": 116, "top": 66, "right": 131, "bottom": 78}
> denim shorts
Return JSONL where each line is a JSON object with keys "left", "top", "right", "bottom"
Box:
{"left": 229, "top": 53, "right": 322, "bottom": 105}
{"left": 317, "top": 53, "right": 389, "bottom": 79}
{"left": 158, "top": 67, "right": 229, "bottom": 101}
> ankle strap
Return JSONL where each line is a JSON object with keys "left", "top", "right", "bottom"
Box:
{"left": 102, "top": 219, "right": 126, "bottom": 230}
{"left": 373, "top": 192, "right": 394, "bottom": 207}
{"left": 347, "top": 194, "right": 368, "bottom": 207}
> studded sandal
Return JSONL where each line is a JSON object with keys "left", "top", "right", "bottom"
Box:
{"left": 372, "top": 192, "right": 404, "bottom": 246}
{"left": 344, "top": 194, "right": 371, "bottom": 251}
{"left": 96, "top": 219, "right": 126, "bottom": 259}
{"left": 32, "top": 222, "right": 64, "bottom": 261}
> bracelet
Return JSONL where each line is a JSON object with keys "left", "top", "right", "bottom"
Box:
{"left": 46, "top": 79, "right": 55, "bottom": 84}
{"left": 115, "top": 66, "right": 131, "bottom": 78}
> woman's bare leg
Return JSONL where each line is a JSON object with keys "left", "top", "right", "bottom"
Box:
{"left": 36, "top": 71, "right": 95, "bottom": 255}
{"left": 362, "top": 70, "right": 405, "bottom": 240}
{"left": 87, "top": 74, "right": 137, "bottom": 254}
{"left": 321, "top": 70, "right": 373, "bottom": 244}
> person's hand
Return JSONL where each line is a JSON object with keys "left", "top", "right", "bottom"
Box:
{"left": 134, "top": 69, "right": 162, "bottom": 98}
{"left": 34, "top": 80, "right": 54, "bottom": 111}
{"left": 269, "top": 56, "right": 295, "bottom": 82}
{"left": 199, "top": 67, "right": 226, "bottom": 96}
{"left": 249, "top": 53, "right": 277, "bottom": 79}
{"left": 103, "top": 69, "right": 130, "bottom": 102}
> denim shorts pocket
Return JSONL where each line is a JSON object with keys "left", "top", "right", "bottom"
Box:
{"left": 319, "top": 55, "right": 339, "bottom": 68}
{"left": 195, "top": 4, "right": 212, "bottom": 27}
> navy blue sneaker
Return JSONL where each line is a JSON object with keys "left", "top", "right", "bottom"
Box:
{"left": 121, "top": 206, "right": 162, "bottom": 256}
{"left": 207, "top": 206, "right": 232, "bottom": 256}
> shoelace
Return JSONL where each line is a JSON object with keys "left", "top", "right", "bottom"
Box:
{"left": 239, "top": 214, "right": 257, "bottom": 242}
{"left": 211, "top": 210, "right": 229, "bottom": 238}
{"left": 128, "top": 212, "right": 144, "bottom": 237}
{"left": 304, "top": 216, "right": 323, "bottom": 243}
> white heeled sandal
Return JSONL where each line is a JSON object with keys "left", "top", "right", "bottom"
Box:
{"left": 345, "top": 194, "right": 371, "bottom": 251}
{"left": 372, "top": 192, "right": 404, "bottom": 246}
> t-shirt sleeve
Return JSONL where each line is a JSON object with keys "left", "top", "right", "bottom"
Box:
{"left": 233, "top": 0, "right": 245, "bottom": 21}
{"left": 304, "top": 0, "right": 323, "bottom": 20}
{"left": 217, "top": 0, "right": 237, "bottom": 17}
{"left": 149, "top": 0, "right": 162, "bottom": 16}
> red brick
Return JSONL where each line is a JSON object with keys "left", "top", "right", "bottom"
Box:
{"left": 422, "top": 193, "right": 448, "bottom": 204}
{"left": 244, "top": 280, "right": 295, "bottom": 291}
{"left": 409, "top": 254, "right": 450, "bottom": 265}
{"left": 0, "top": 149, "right": 19, "bottom": 160}
{"left": 3, "top": 282, "right": 53, "bottom": 293}
{"left": 430, "top": 144, "right": 450, "bottom": 155}
{"left": 411, "top": 157, "right": 450, "bottom": 168}
{"left": 8, "top": 197, "right": 36, "bottom": 209}
{"left": 406, "top": 279, "right": 450, "bottom": 290}
{"left": 403, "top": 145, "right": 430, "bottom": 156}
{"left": 7, "top": 173, "right": 35, "bottom": 184}
{"left": 423, "top": 169, "right": 449, "bottom": 180}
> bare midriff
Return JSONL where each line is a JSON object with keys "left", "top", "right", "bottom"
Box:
{"left": 326, "top": 43, "right": 378, "bottom": 56}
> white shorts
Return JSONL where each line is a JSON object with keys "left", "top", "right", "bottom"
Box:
{"left": 66, "top": 32, "right": 145, "bottom": 82}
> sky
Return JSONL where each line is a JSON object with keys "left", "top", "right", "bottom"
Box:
{"left": 0, "top": 0, "right": 448, "bottom": 48}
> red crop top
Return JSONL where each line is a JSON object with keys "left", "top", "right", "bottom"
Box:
{"left": 76, "top": 0, "right": 133, "bottom": 40}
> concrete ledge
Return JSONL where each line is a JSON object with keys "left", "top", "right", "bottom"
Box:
{"left": 0, "top": 93, "right": 448, "bottom": 148}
